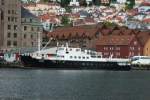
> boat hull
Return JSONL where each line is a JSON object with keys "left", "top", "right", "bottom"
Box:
{"left": 20, "top": 55, "right": 131, "bottom": 71}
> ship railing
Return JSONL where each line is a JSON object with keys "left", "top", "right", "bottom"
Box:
{"left": 107, "top": 58, "right": 130, "bottom": 62}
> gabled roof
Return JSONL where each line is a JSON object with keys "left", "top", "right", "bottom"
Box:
{"left": 48, "top": 26, "right": 99, "bottom": 39}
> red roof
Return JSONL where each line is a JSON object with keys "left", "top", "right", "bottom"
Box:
{"left": 143, "top": 18, "right": 150, "bottom": 23}
{"left": 137, "top": 31, "right": 150, "bottom": 46}
{"left": 38, "top": 14, "right": 59, "bottom": 23}
{"left": 127, "top": 8, "right": 138, "bottom": 16}
{"left": 140, "top": 2, "right": 150, "bottom": 6}
{"left": 48, "top": 26, "right": 99, "bottom": 39}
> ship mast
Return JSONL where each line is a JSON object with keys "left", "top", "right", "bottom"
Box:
{"left": 38, "top": 31, "right": 41, "bottom": 54}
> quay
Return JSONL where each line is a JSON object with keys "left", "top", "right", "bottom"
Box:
{"left": 0, "top": 61, "right": 23, "bottom": 68}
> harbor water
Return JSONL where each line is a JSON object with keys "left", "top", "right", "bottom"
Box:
{"left": 0, "top": 69, "right": 150, "bottom": 100}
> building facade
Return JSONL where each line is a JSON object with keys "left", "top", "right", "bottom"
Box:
{"left": 21, "top": 7, "right": 43, "bottom": 48}
{"left": 96, "top": 35, "right": 143, "bottom": 58}
{"left": 0, "top": 0, "right": 21, "bottom": 51}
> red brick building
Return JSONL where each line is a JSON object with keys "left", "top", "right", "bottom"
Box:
{"left": 96, "top": 35, "right": 143, "bottom": 58}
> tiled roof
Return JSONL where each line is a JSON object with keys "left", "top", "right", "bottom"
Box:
{"left": 111, "top": 30, "right": 122, "bottom": 35}
{"left": 140, "top": 2, "right": 150, "bottom": 6}
{"left": 48, "top": 26, "right": 99, "bottom": 39}
{"left": 127, "top": 8, "right": 138, "bottom": 16}
{"left": 100, "top": 29, "right": 110, "bottom": 35}
{"left": 39, "top": 13, "right": 56, "bottom": 20}
{"left": 73, "top": 17, "right": 96, "bottom": 26}
{"left": 38, "top": 13, "right": 60, "bottom": 24}
{"left": 143, "top": 18, "right": 150, "bottom": 23}
{"left": 137, "top": 31, "right": 150, "bottom": 46}
{"left": 84, "top": 17, "right": 95, "bottom": 23}
{"left": 21, "top": 7, "right": 37, "bottom": 18}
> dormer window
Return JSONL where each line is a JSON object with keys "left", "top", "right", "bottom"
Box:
{"left": 76, "top": 49, "right": 80, "bottom": 51}
{"left": 74, "top": 56, "right": 77, "bottom": 59}
{"left": 30, "top": 19, "right": 32, "bottom": 22}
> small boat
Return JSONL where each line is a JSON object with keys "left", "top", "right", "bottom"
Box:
{"left": 130, "top": 56, "right": 150, "bottom": 70}
{"left": 20, "top": 44, "right": 131, "bottom": 70}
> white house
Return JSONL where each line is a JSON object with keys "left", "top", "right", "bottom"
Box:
{"left": 69, "top": 0, "right": 80, "bottom": 6}
{"left": 39, "top": 14, "right": 61, "bottom": 32}
{"left": 138, "top": 6, "right": 150, "bottom": 14}
{"left": 21, "top": 0, "right": 40, "bottom": 3}
{"left": 86, "top": 0, "right": 93, "bottom": 5}
{"left": 117, "top": 0, "right": 127, "bottom": 3}
{"left": 135, "top": 0, "right": 145, "bottom": 5}
{"left": 23, "top": 3, "right": 65, "bottom": 16}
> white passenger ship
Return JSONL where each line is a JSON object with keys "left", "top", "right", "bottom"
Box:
{"left": 20, "top": 44, "right": 131, "bottom": 70}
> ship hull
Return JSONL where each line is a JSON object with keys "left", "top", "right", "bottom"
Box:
{"left": 20, "top": 55, "right": 131, "bottom": 71}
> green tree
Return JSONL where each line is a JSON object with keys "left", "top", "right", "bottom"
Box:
{"left": 104, "top": 21, "right": 117, "bottom": 27}
{"left": 41, "top": 0, "right": 49, "bottom": 2}
{"left": 93, "top": 0, "right": 100, "bottom": 6}
{"left": 65, "top": 7, "right": 71, "bottom": 13}
{"left": 44, "top": 0, "right": 49, "bottom": 2}
{"left": 126, "top": 0, "right": 135, "bottom": 9}
{"left": 111, "top": 0, "right": 117, "bottom": 3}
{"left": 125, "top": 0, "right": 135, "bottom": 10}
{"left": 61, "top": 16, "right": 70, "bottom": 26}
{"left": 79, "top": 0, "right": 87, "bottom": 7}
{"left": 60, "top": 0, "right": 71, "bottom": 7}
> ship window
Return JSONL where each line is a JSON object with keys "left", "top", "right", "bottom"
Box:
{"left": 82, "top": 57, "right": 85, "bottom": 59}
{"left": 70, "top": 56, "right": 72, "bottom": 59}
{"left": 81, "top": 49, "right": 84, "bottom": 52}
{"left": 66, "top": 51, "right": 69, "bottom": 54}
{"left": 78, "top": 56, "right": 81, "bottom": 59}
{"left": 87, "top": 51, "right": 90, "bottom": 54}
{"left": 59, "top": 48, "right": 64, "bottom": 50}
{"left": 76, "top": 49, "right": 80, "bottom": 51}
{"left": 87, "top": 57, "right": 89, "bottom": 59}
{"left": 98, "top": 56, "right": 101, "bottom": 58}
{"left": 74, "top": 56, "right": 77, "bottom": 59}
{"left": 91, "top": 56, "right": 96, "bottom": 58}
{"left": 70, "top": 48, "right": 72, "bottom": 51}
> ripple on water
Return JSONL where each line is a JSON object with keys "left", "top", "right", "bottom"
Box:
{"left": 0, "top": 69, "right": 150, "bottom": 100}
